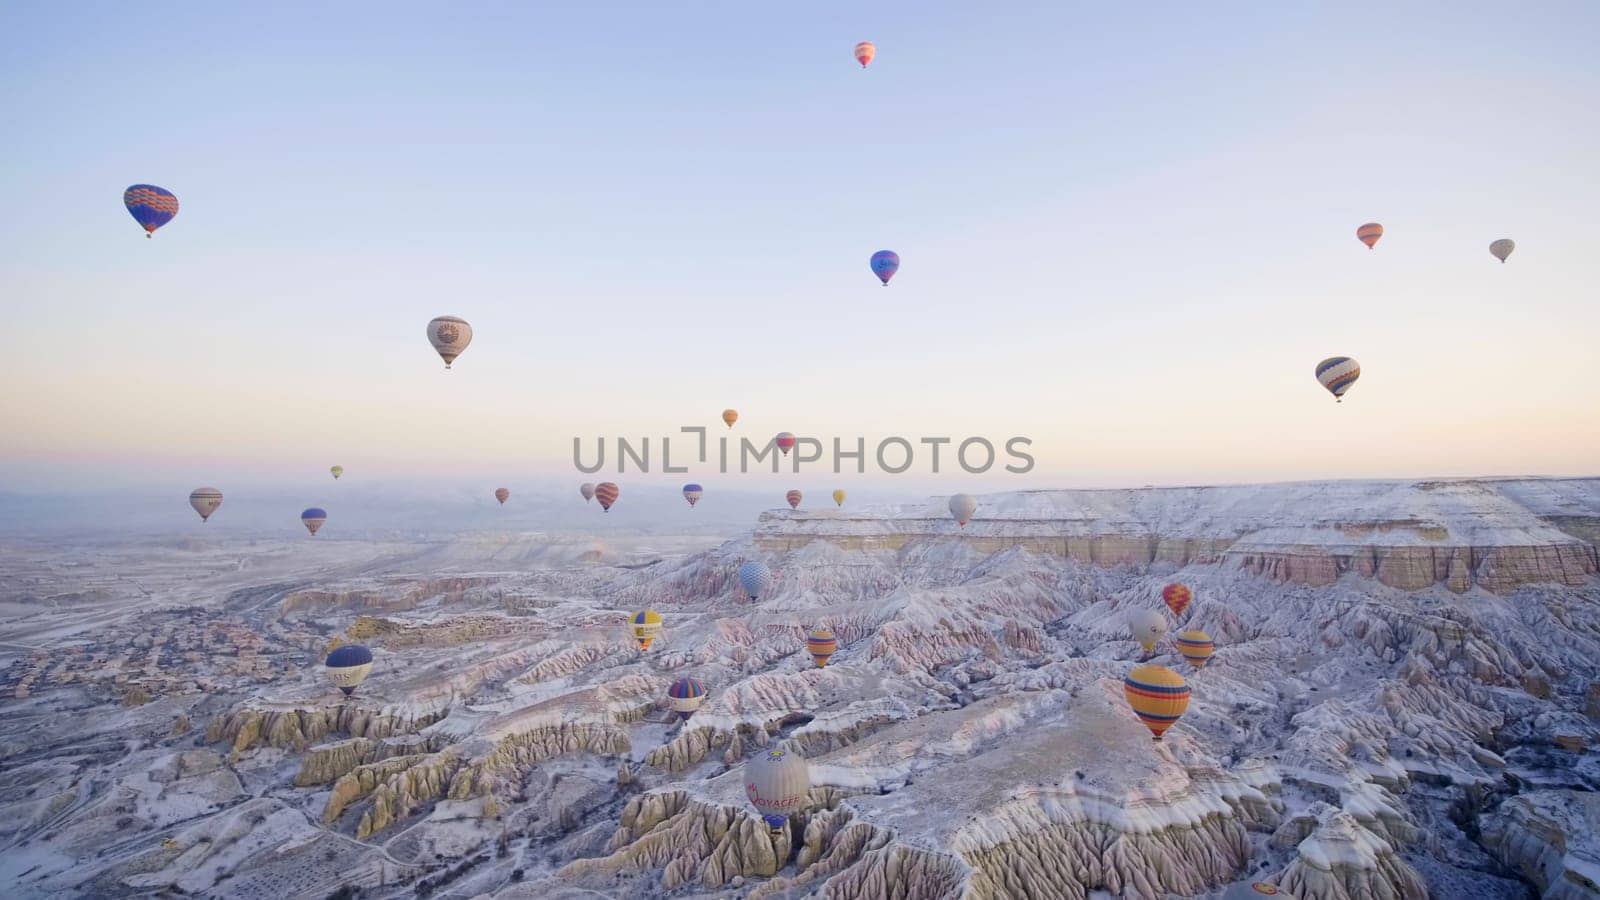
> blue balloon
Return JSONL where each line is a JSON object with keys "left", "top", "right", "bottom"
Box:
{"left": 123, "top": 184, "right": 179, "bottom": 237}
{"left": 870, "top": 250, "right": 899, "bottom": 286}
{"left": 326, "top": 645, "right": 373, "bottom": 667}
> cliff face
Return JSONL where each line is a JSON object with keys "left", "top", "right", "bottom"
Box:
{"left": 1481, "top": 790, "right": 1600, "bottom": 900}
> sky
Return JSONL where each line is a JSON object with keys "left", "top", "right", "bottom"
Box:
{"left": 2, "top": 1, "right": 1598, "bottom": 509}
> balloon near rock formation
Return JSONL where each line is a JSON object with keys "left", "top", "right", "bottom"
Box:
{"left": 630, "top": 609, "right": 662, "bottom": 651}
{"left": 744, "top": 746, "right": 810, "bottom": 831}
{"left": 786, "top": 489, "right": 802, "bottom": 510}
{"left": 738, "top": 560, "right": 774, "bottom": 601}
{"left": 325, "top": 644, "right": 373, "bottom": 696}
{"left": 667, "top": 677, "right": 705, "bottom": 720}
{"left": 426, "top": 315, "right": 473, "bottom": 369}
{"left": 806, "top": 627, "right": 838, "bottom": 668}
{"left": 1124, "top": 664, "right": 1190, "bottom": 740}
{"left": 300, "top": 507, "right": 327, "bottom": 536}
{"left": 1128, "top": 608, "right": 1167, "bottom": 653}
{"left": 1177, "top": 630, "right": 1216, "bottom": 668}
{"left": 188, "top": 487, "right": 223, "bottom": 522}
{"left": 1162, "top": 583, "right": 1192, "bottom": 617}
{"left": 949, "top": 493, "right": 977, "bottom": 526}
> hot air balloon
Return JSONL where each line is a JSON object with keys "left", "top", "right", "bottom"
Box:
{"left": 668, "top": 677, "right": 705, "bottom": 720}
{"left": 854, "top": 41, "right": 876, "bottom": 68}
{"left": 738, "top": 560, "right": 774, "bottom": 601}
{"left": 722, "top": 409, "right": 739, "bottom": 429}
{"left": 427, "top": 315, "right": 473, "bottom": 369}
{"left": 123, "top": 185, "right": 179, "bottom": 238}
{"left": 594, "top": 482, "right": 619, "bottom": 511}
{"left": 870, "top": 250, "right": 899, "bottom": 286}
{"left": 949, "top": 493, "right": 977, "bottom": 526}
{"left": 495, "top": 487, "right": 510, "bottom": 505}
{"left": 683, "top": 484, "right": 703, "bottom": 507}
{"left": 1223, "top": 882, "right": 1291, "bottom": 899}
{"left": 631, "top": 609, "right": 663, "bottom": 651}
{"left": 1161, "top": 583, "right": 1192, "bottom": 618}
{"left": 745, "top": 746, "right": 810, "bottom": 831}
{"left": 1315, "top": 357, "right": 1361, "bottom": 403}
{"left": 1128, "top": 609, "right": 1166, "bottom": 654}
{"left": 330, "top": 465, "right": 344, "bottom": 480}
{"left": 1176, "top": 630, "right": 1215, "bottom": 669}
{"left": 833, "top": 489, "right": 846, "bottom": 507}
{"left": 301, "top": 508, "right": 327, "bottom": 536}
{"left": 580, "top": 482, "right": 596, "bottom": 503}
{"left": 806, "top": 627, "right": 838, "bottom": 668}
{"left": 325, "top": 645, "right": 374, "bottom": 696}
{"left": 1490, "top": 238, "right": 1515, "bottom": 263}
{"left": 775, "top": 432, "right": 796, "bottom": 456}
{"left": 786, "top": 489, "right": 802, "bottom": 510}
{"left": 1356, "top": 222, "right": 1383, "bottom": 249}
{"left": 189, "top": 487, "right": 223, "bottom": 523}
{"left": 1124, "top": 664, "right": 1190, "bottom": 741}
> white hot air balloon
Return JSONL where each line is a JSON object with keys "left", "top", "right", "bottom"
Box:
{"left": 580, "top": 482, "right": 596, "bottom": 502}
{"left": 427, "top": 315, "right": 473, "bottom": 369}
{"left": 948, "top": 493, "right": 978, "bottom": 526}
{"left": 744, "top": 745, "right": 810, "bottom": 831}
{"left": 189, "top": 487, "right": 223, "bottom": 522}
{"left": 738, "top": 560, "right": 774, "bottom": 601}
{"left": 1128, "top": 608, "right": 1167, "bottom": 654}
{"left": 1489, "top": 238, "right": 1515, "bottom": 263}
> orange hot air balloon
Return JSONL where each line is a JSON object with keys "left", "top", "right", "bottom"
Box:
{"left": 1124, "top": 664, "right": 1190, "bottom": 741}
{"left": 594, "top": 482, "right": 619, "bottom": 511}
{"left": 722, "top": 409, "right": 739, "bottom": 429}
{"left": 1176, "top": 630, "right": 1215, "bottom": 669}
{"left": 1161, "top": 583, "right": 1192, "bottom": 618}
{"left": 1356, "top": 222, "right": 1384, "bottom": 249}
{"left": 854, "top": 41, "right": 876, "bottom": 68}
{"left": 786, "top": 489, "right": 802, "bottom": 510}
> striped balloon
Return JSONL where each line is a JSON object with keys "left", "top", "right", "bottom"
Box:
{"left": 1356, "top": 222, "right": 1383, "bottom": 249}
{"left": 427, "top": 315, "right": 473, "bottom": 369}
{"left": 870, "top": 250, "right": 899, "bottom": 286}
{"left": 854, "top": 41, "right": 875, "bottom": 68}
{"left": 1176, "top": 630, "right": 1215, "bottom": 669}
{"left": 1124, "top": 664, "right": 1190, "bottom": 740}
{"left": 775, "top": 432, "right": 796, "bottom": 456}
{"left": 668, "top": 676, "right": 706, "bottom": 719}
{"left": 189, "top": 487, "right": 223, "bottom": 522}
{"left": 1161, "top": 583, "right": 1192, "bottom": 618}
{"left": 325, "top": 644, "right": 374, "bottom": 696}
{"left": 738, "top": 560, "right": 774, "bottom": 600}
{"left": 123, "top": 184, "right": 179, "bottom": 237}
{"left": 806, "top": 626, "right": 838, "bottom": 668}
{"left": 594, "top": 482, "right": 619, "bottom": 511}
{"left": 683, "top": 483, "right": 703, "bottom": 507}
{"left": 786, "top": 489, "right": 802, "bottom": 509}
{"left": 301, "top": 507, "right": 327, "bottom": 536}
{"left": 631, "top": 609, "right": 662, "bottom": 651}
{"left": 1314, "top": 356, "right": 1360, "bottom": 402}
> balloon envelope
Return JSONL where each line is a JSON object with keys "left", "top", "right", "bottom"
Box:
{"left": 325, "top": 644, "right": 374, "bottom": 696}
{"left": 806, "top": 627, "right": 838, "bottom": 667}
{"left": 854, "top": 41, "right": 876, "bottom": 68}
{"left": 1176, "top": 630, "right": 1215, "bottom": 669}
{"left": 833, "top": 489, "right": 846, "bottom": 507}
{"left": 123, "top": 184, "right": 179, "bottom": 237}
{"left": 1128, "top": 609, "right": 1166, "bottom": 652}
{"left": 594, "top": 482, "right": 619, "bottom": 511}
{"left": 427, "top": 315, "right": 473, "bottom": 369}
{"left": 745, "top": 746, "right": 810, "bottom": 829}
{"left": 1315, "top": 356, "right": 1361, "bottom": 402}
{"left": 870, "top": 250, "right": 900, "bottom": 285}
{"left": 1490, "top": 238, "right": 1515, "bottom": 263}
{"left": 949, "top": 493, "right": 977, "bottom": 526}
{"left": 775, "top": 432, "right": 796, "bottom": 456}
{"left": 1356, "top": 222, "right": 1383, "bottom": 249}
{"left": 301, "top": 508, "right": 327, "bottom": 536}
{"left": 738, "top": 560, "right": 774, "bottom": 600}
{"left": 1161, "top": 583, "right": 1192, "bottom": 617}
{"left": 722, "top": 409, "right": 739, "bottom": 428}
{"left": 580, "top": 482, "right": 596, "bottom": 502}
{"left": 786, "top": 489, "right": 802, "bottom": 509}
{"left": 189, "top": 487, "right": 223, "bottom": 522}
{"left": 1124, "top": 664, "right": 1190, "bottom": 740}
{"left": 495, "top": 487, "right": 510, "bottom": 505}
{"left": 683, "top": 483, "right": 703, "bottom": 507}
{"left": 668, "top": 676, "right": 706, "bottom": 718}
{"left": 631, "top": 609, "right": 663, "bottom": 650}
{"left": 330, "top": 465, "right": 344, "bottom": 480}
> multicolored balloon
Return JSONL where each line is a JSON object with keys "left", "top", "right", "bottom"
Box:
{"left": 594, "top": 482, "right": 619, "bottom": 511}
{"left": 775, "top": 432, "right": 796, "bottom": 456}
{"left": 854, "top": 41, "right": 876, "bottom": 68}
{"left": 722, "top": 409, "right": 739, "bottom": 429}
{"left": 1176, "top": 630, "right": 1215, "bottom": 669}
{"left": 325, "top": 644, "right": 374, "bottom": 696}
{"left": 1315, "top": 356, "right": 1361, "bottom": 403}
{"left": 1490, "top": 238, "right": 1515, "bottom": 263}
{"left": 580, "top": 482, "right": 596, "bottom": 503}
{"left": 495, "top": 487, "right": 510, "bottom": 505}
{"left": 1161, "top": 583, "right": 1192, "bottom": 618}
{"left": 427, "top": 315, "right": 473, "bottom": 369}
{"left": 1222, "top": 881, "right": 1288, "bottom": 898}
{"left": 870, "top": 250, "right": 900, "bottom": 286}
{"left": 668, "top": 677, "right": 706, "bottom": 720}
{"left": 683, "top": 483, "right": 703, "bottom": 507}
{"left": 301, "top": 507, "right": 327, "bottom": 536}
{"left": 189, "top": 487, "right": 223, "bottom": 523}
{"left": 738, "top": 560, "right": 774, "bottom": 601}
{"left": 330, "top": 465, "right": 344, "bottom": 480}
{"left": 832, "top": 489, "right": 846, "bottom": 507}
{"left": 745, "top": 746, "right": 810, "bottom": 831}
{"left": 786, "top": 489, "right": 802, "bottom": 510}
{"left": 806, "top": 626, "right": 838, "bottom": 668}
{"left": 1128, "top": 609, "right": 1166, "bottom": 653}
{"left": 631, "top": 609, "right": 663, "bottom": 651}
{"left": 1124, "top": 664, "right": 1190, "bottom": 741}
{"left": 1356, "top": 222, "right": 1384, "bottom": 249}
{"left": 949, "top": 493, "right": 977, "bottom": 526}
{"left": 123, "top": 184, "right": 179, "bottom": 238}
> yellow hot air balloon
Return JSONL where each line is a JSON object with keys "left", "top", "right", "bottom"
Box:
{"left": 806, "top": 627, "right": 837, "bottom": 668}
{"left": 722, "top": 409, "right": 739, "bottom": 428}
{"left": 330, "top": 465, "right": 344, "bottom": 480}
{"left": 1124, "top": 664, "right": 1190, "bottom": 741}
{"left": 1176, "top": 630, "right": 1215, "bottom": 669}
{"left": 630, "top": 609, "right": 662, "bottom": 651}
{"left": 832, "top": 489, "right": 846, "bottom": 507}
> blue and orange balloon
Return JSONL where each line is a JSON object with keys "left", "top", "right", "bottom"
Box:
{"left": 1124, "top": 664, "right": 1190, "bottom": 741}
{"left": 301, "top": 507, "right": 327, "bottom": 536}
{"left": 668, "top": 677, "right": 706, "bottom": 719}
{"left": 870, "top": 250, "right": 899, "bottom": 286}
{"left": 683, "top": 484, "right": 703, "bottom": 507}
{"left": 123, "top": 185, "right": 179, "bottom": 238}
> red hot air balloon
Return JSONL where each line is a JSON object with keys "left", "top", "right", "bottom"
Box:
{"left": 1356, "top": 222, "right": 1384, "bottom": 249}
{"left": 594, "top": 482, "right": 619, "bottom": 511}
{"left": 495, "top": 488, "right": 510, "bottom": 505}
{"left": 786, "top": 490, "right": 802, "bottom": 509}
{"left": 1161, "top": 583, "right": 1192, "bottom": 618}
{"left": 775, "top": 432, "right": 796, "bottom": 456}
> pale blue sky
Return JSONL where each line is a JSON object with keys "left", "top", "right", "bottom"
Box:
{"left": 3, "top": 2, "right": 1598, "bottom": 502}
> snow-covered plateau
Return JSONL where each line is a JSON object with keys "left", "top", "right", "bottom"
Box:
{"left": 2, "top": 476, "right": 1598, "bottom": 899}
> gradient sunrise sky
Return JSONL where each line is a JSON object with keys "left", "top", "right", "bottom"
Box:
{"left": 3, "top": 2, "right": 1597, "bottom": 496}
